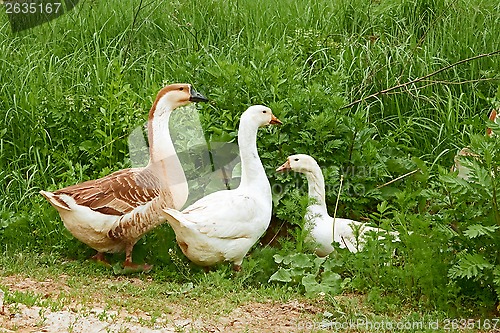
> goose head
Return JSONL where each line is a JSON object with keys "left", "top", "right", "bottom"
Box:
{"left": 240, "top": 105, "right": 282, "bottom": 128}
{"left": 276, "top": 154, "right": 320, "bottom": 174}
{"left": 150, "top": 83, "right": 208, "bottom": 117}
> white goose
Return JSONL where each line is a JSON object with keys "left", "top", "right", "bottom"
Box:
{"left": 40, "top": 84, "right": 208, "bottom": 269}
{"left": 453, "top": 109, "right": 498, "bottom": 179}
{"left": 276, "top": 154, "right": 399, "bottom": 256}
{"left": 162, "top": 105, "right": 282, "bottom": 271}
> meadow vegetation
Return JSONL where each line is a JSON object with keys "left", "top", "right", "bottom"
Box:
{"left": 1, "top": 0, "right": 500, "bottom": 327}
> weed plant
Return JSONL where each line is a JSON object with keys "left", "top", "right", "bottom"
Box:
{"left": 0, "top": 0, "right": 500, "bottom": 317}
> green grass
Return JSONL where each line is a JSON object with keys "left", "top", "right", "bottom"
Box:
{"left": 0, "top": 252, "right": 484, "bottom": 333}
{"left": 0, "top": 0, "right": 500, "bottom": 323}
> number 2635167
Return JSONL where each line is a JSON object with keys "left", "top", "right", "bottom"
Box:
{"left": 443, "top": 318, "right": 499, "bottom": 330}
{"left": 4, "top": 2, "right": 62, "bottom": 14}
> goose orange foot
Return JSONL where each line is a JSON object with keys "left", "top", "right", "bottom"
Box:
{"left": 123, "top": 260, "right": 153, "bottom": 272}
{"left": 91, "top": 252, "right": 111, "bottom": 267}
{"left": 119, "top": 244, "right": 153, "bottom": 273}
{"left": 112, "top": 260, "right": 153, "bottom": 275}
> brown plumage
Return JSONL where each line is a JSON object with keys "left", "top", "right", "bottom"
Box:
{"left": 53, "top": 168, "right": 160, "bottom": 216}
{"left": 486, "top": 109, "right": 497, "bottom": 137}
{"left": 40, "top": 83, "right": 208, "bottom": 270}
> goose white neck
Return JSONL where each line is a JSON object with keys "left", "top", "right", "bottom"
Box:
{"left": 147, "top": 103, "right": 188, "bottom": 209}
{"left": 237, "top": 120, "right": 269, "bottom": 192}
{"left": 304, "top": 167, "right": 327, "bottom": 210}
{"left": 149, "top": 111, "right": 174, "bottom": 163}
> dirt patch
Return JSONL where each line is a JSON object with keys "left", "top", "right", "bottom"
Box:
{"left": 0, "top": 300, "right": 319, "bottom": 333}
{"left": 1, "top": 275, "right": 71, "bottom": 300}
{"left": 1, "top": 303, "right": 194, "bottom": 333}
{"left": 221, "top": 300, "right": 322, "bottom": 332}
{"left": 0, "top": 275, "right": 323, "bottom": 332}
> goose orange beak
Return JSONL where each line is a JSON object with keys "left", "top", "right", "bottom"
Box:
{"left": 276, "top": 159, "right": 290, "bottom": 172}
{"left": 270, "top": 114, "right": 282, "bottom": 125}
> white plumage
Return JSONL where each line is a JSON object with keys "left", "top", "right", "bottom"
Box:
{"left": 163, "top": 105, "right": 282, "bottom": 270}
{"left": 276, "top": 154, "right": 399, "bottom": 256}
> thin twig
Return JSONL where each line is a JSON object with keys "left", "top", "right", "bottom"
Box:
{"left": 380, "top": 77, "right": 500, "bottom": 101}
{"left": 333, "top": 175, "right": 344, "bottom": 241}
{"left": 414, "top": 0, "right": 456, "bottom": 51}
{"left": 419, "top": 77, "right": 499, "bottom": 85}
{"left": 412, "top": 78, "right": 500, "bottom": 92}
{"left": 399, "top": 0, "right": 457, "bottom": 78}
{"left": 264, "top": 220, "right": 286, "bottom": 247}
{"left": 122, "top": 0, "right": 145, "bottom": 66}
{"left": 179, "top": 25, "right": 201, "bottom": 52}
{"left": 376, "top": 169, "right": 420, "bottom": 189}
{"left": 341, "top": 50, "right": 500, "bottom": 109}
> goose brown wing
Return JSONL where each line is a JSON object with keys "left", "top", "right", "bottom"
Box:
{"left": 54, "top": 168, "right": 160, "bottom": 216}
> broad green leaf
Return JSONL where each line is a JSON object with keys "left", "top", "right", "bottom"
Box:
{"left": 268, "top": 268, "right": 292, "bottom": 283}
{"left": 321, "top": 272, "right": 343, "bottom": 295}
{"left": 302, "top": 273, "right": 342, "bottom": 296}
{"left": 286, "top": 253, "right": 315, "bottom": 269}
{"left": 323, "top": 258, "right": 343, "bottom": 271}
{"left": 313, "top": 256, "right": 326, "bottom": 268}
{"left": 302, "top": 274, "right": 322, "bottom": 296}
{"left": 273, "top": 254, "right": 285, "bottom": 264}
{"left": 290, "top": 267, "right": 307, "bottom": 279}
{"left": 322, "top": 271, "right": 342, "bottom": 286}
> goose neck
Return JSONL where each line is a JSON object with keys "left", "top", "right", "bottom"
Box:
{"left": 305, "top": 168, "right": 326, "bottom": 209}
{"left": 148, "top": 111, "right": 173, "bottom": 163}
{"left": 147, "top": 106, "right": 187, "bottom": 209}
{"left": 238, "top": 121, "right": 268, "bottom": 190}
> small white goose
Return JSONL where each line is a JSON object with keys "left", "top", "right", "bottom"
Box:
{"left": 162, "top": 105, "right": 282, "bottom": 271}
{"left": 276, "top": 154, "right": 399, "bottom": 256}
{"left": 40, "top": 84, "right": 208, "bottom": 269}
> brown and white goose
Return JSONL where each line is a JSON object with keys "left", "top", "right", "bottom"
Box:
{"left": 40, "top": 84, "right": 208, "bottom": 270}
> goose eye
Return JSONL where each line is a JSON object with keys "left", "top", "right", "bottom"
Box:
{"left": 179, "top": 87, "right": 184, "bottom": 91}
{"left": 294, "top": 158, "right": 299, "bottom": 161}
{"left": 262, "top": 110, "right": 267, "bottom": 113}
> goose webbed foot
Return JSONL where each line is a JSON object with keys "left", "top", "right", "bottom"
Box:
{"left": 118, "top": 244, "right": 153, "bottom": 273}
{"left": 112, "top": 260, "right": 153, "bottom": 275}
{"left": 91, "top": 252, "right": 111, "bottom": 267}
{"left": 124, "top": 260, "right": 153, "bottom": 271}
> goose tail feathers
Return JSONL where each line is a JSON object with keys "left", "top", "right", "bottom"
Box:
{"left": 40, "top": 190, "right": 71, "bottom": 211}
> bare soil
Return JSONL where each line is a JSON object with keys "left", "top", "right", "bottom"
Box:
{"left": 0, "top": 275, "right": 323, "bottom": 333}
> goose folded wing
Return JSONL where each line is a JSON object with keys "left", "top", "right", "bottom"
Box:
{"left": 167, "top": 191, "right": 260, "bottom": 239}
{"left": 54, "top": 168, "right": 161, "bottom": 215}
